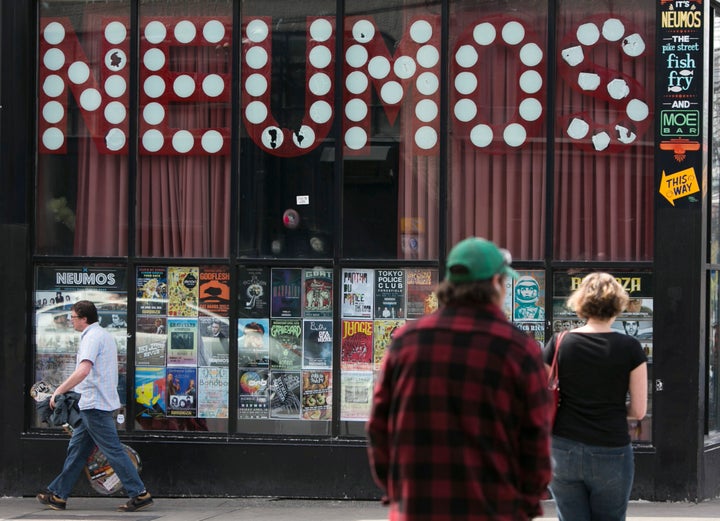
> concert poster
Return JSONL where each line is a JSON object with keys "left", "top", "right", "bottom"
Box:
{"left": 198, "top": 366, "right": 229, "bottom": 418}
{"left": 269, "top": 318, "right": 303, "bottom": 370}
{"left": 341, "top": 319, "right": 373, "bottom": 371}
{"left": 238, "top": 318, "right": 270, "bottom": 367}
{"left": 238, "top": 367, "right": 269, "bottom": 419}
{"left": 199, "top": 266, "right": 230, "bottom": 316}
{"left": 135, "top": 316, "right": 167, "bottom": 366}
{"left": 166, "top": 366, "right": 197, "bottom": 417}
{"left": 301, "top": 370, "right": 332, "bottom": 421}
{"left": 373, "top": 319, "right": 405, "bottom": 370}
{"left": 302, "top": 268, "right": 333, "bottom": 318}
{"left": 167, "top": 267, "right": 199, "bottom": 317}
{"left": 271, "top": 268, "right": 302, "bottom": 318}
{"left": 167, "top": 318, "right": 198, "bottom": 365}
{"left": 339, "top": 370, "right": 373, "bottom": 421}
{"left": 405, "top": 268, "right": 438, "bottom": 319}
{"left": 269, "top": 371, "right": 302, "bottom": 419}
{"left": 374, "top": 269, "right": 405, "bottom": 319}
{"left": 341, "top": 269, "right": 374, "bottom": 318}
{"left": 302, "top": 319, "right": 333, "bottom": 369}
{"left": 135, "top": 366, "right": 166, "bottom": 418}
{"left": 136, "top": 267, "right": 167, "bottom": 315}
{"left": 238, "top": 266, "right": 270, "bottom": 318}
{"left": 197, "top": 316, "right": 229, "bottom": 367}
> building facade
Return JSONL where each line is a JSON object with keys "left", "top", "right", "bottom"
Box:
{"left": 1, "top": 0, "right": 720, "bottom": 501}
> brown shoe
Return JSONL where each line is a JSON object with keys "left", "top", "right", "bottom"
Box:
{"left": 36, "top": 490, "right": 66, "bottom": 510}
{"left": 118, "top": 491, "right": 153, "bottom": 512}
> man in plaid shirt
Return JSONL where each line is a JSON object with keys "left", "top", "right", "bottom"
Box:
{"left": 367, "top": 237, "right": 552, "bottom": 520}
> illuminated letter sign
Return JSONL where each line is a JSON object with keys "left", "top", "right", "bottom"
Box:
{"left": 39, "top": 18, "right": 131, "bottom": 154}
{"left": 139, "top": 17, "right": 232, "bottom": 155}
{"left": 241, "top": 17, "right": 336, "bottom": 157}
{"left": 557, "top": 15, "right": 651, "bottom": 153}
{"left": 450, "top": 16, "right": 546, "bottom": 154}
{"left": 342, "top": 16, "right": 441, "bottom": 155}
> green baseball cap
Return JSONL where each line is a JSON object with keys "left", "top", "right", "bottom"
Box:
{"left": 445, "top": 237, "right": 519, "bottom": 283}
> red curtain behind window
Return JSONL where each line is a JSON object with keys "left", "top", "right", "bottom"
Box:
{"left": 74, "top": 9, "right": 231, "bottom": 258}
{"left": 554, "top": 5, "right": 654, "bottom": 261}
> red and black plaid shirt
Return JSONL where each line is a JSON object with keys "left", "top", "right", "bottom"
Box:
{"left": 367, "top": 304, "right": 552, "bottom": 521}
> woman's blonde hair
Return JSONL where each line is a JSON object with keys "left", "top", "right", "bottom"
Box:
{"left": 566, "top": 272, "right": 629, "bottom": 320}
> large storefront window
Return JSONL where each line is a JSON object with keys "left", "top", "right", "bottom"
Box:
{"left": 33, "top": 0, "right": 656, "bottom": 439}
{"left": 448, "top": 0, "right": 548, "bottom": 260}
{"left": 137, "top": 1, "right": 233, "bottom": 258}
{"left": 553, "top": 1, "right": 655, "bottom": 261}
{"left": 37, "top": 1, "right": 131, "bottom": 256}
{"left": 238, "top": 0, "right": 336, "bottom": 259}
{"left": 342, "top": 0, "right": 441, "bottom": 260}
{"left": 33, "top": 266, "right": 129, "bottom": 429}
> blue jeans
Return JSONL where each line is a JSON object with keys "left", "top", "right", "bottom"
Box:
{"left": 48, "top": 409, "right": 145, "bottom": 499}
{"left": 550, "top": 435, "right": 634, "bottom": 521}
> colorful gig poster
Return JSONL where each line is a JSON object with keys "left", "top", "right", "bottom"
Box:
{"left": 301, "top": 370, "right": 332, "bottom": 421}
{"left": 238, "top": 266, "right": 269, "bottom": 318}
{"left": 513, "top": 271, "right": 545, "bottom": 322}
{"left": 166, "top": 366, "right": 197, "bottom": 417}
{"left": 168, "top": 267, "right": 200, "bottom": 317}
{"left": 136, "top": 267, "right": 167, "bottom": 315}
{"left": 302, "top": 268, "right": 333, "bottom": 317}
{"left": 239, "top": 367, "right": 269, "bottom": 419}
{"left": 405, "top": 268, "right": 438, "bottom": 319}
{"left": 373, "top": 319, "right": 405, "bottom": 370}
{"left": 375, "top": 269, "right": 405, "bottom": 318}
{"left": 135, "top": 366, "right": 166, "bottom": 418}
{"left": 238, "top": 318, "right": 270, "bottom": 367}
{"left": 342, "top": 269, "right": 374, "bottom": 318}
{"left": 167, "top": 318, "right": 198, "bottom": 365}
{"left": 339, "top": 371, "right": 373, "bottom": 421}
{"left": 341, "top": 319, "right": 373, "bottom": 371}
{"left": 269, "top": 371, "right": 302, "bottom": 419}
{"left": 303, "top": 319, "right": 333, "bottom": 369}
{"left": 269, "top": 319, "right": 303, "bottom": 369}
{"left": 199, "top": 266, "right": 230, "bottom": 316}
{"left": 271, "top": 268, "right": 302, "bottom": 318}
{"left": 135, "top": 316, "right": 167, "bottom": 366}
{"left": 198, "top": 366, "right": 229, "bottom": 418}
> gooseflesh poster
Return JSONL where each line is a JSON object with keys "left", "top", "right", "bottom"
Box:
{"left": 198, "top": 266, "right": 230, "bottom": 316}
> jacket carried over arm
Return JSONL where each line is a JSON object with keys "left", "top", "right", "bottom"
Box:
{"left": 37, "top": 391, "right": 82, "bottom": 429}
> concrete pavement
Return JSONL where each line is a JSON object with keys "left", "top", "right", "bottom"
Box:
{"left": 1, "top": 496, "right": 719, "bottom": 520}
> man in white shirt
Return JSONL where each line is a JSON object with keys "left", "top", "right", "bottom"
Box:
{"left": 37, "top": 300, "right": 153, "bottom": 513}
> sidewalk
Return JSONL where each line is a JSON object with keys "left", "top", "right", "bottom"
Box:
{"left": 1, "top": 496, "right": 719, "bottom": 520}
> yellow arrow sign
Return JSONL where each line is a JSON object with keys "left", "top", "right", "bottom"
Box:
{"left": 659, "top": 167, "right": 699, "bottom": 206}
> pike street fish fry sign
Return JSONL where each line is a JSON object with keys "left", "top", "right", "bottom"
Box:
{"left": 656, "top": 0, "right": 703, "bottom": 207}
